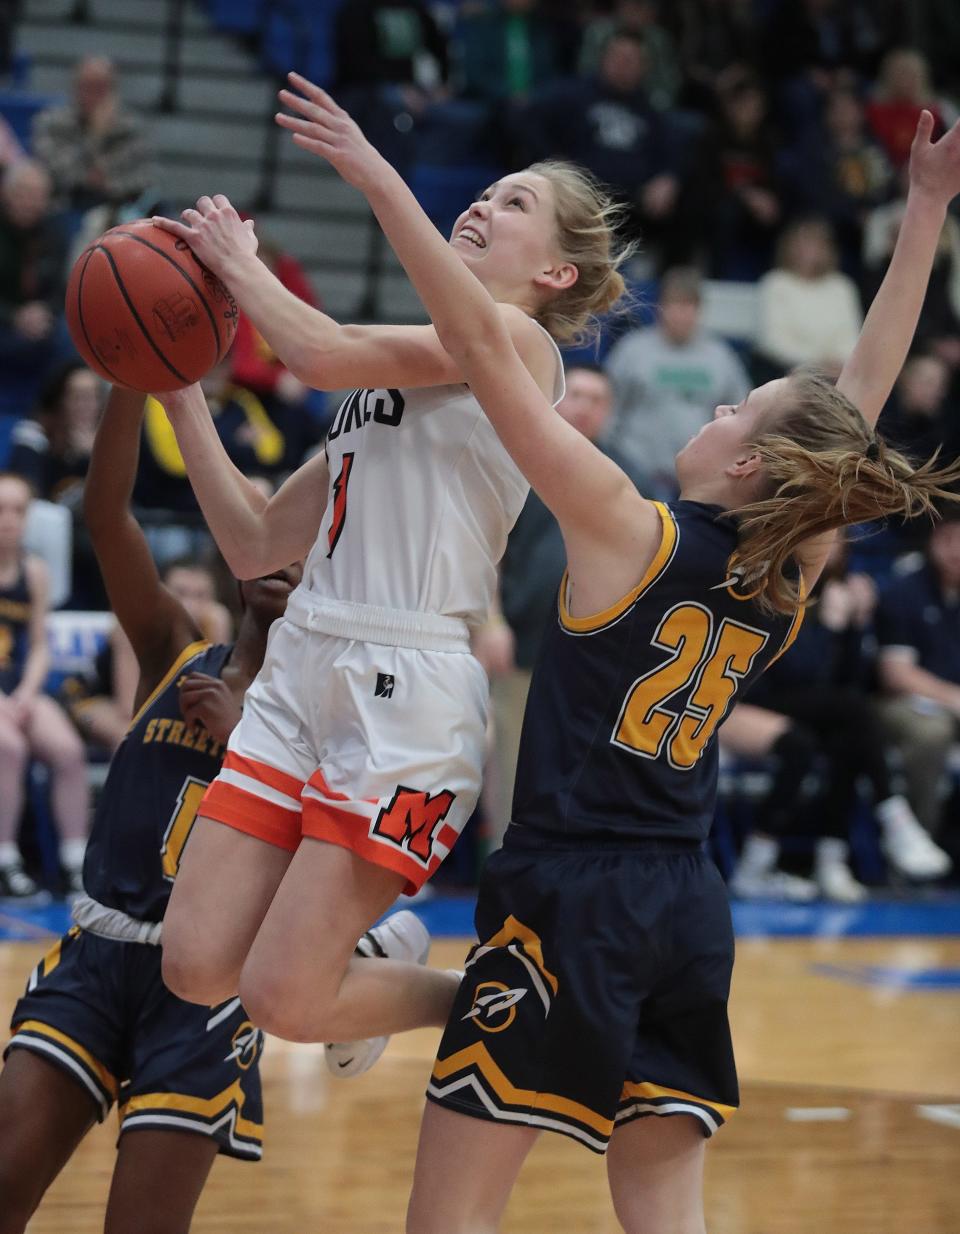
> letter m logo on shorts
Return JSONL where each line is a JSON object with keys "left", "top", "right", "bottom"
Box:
{"left": 372, "top": 785, "right": 456, "bottom": 863}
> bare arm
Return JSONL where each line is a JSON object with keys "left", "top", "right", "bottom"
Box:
{"left": 84, "top": 387, "right": 199, "bottom": 677}
{"left": 13, "top": 557, "right": 51, "bottom": 700}
{"left": 798, "top": 114, "right": 960, "bottom": 585}
{"left": 274, "top": 76, "right": 659, "bottom": 614}
{"left": 157, "top": 384, "right": 329, "bottom": 578}
{"left": 837, "top": 113, "right": 960, "bottom": 427}
{"left": 153, "top": 200, "right": 543, "bottom": 393}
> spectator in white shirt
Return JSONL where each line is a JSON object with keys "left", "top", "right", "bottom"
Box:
{"left": 754, "top": 217, "right": 863, "bottom": 377}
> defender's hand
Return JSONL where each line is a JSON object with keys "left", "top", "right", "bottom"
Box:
{"left": 178, "top": 672, "right": 242, "bottom": 745}
{"left": 909, "top": 111, "right": 960, "bottom": 208}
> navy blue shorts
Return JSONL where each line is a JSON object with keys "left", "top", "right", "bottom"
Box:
{"left": 427, "top": 830, "right": 738, "bottom": 1153}
{"left": 5, "top": 927, "right": 263, "bottom": 1161}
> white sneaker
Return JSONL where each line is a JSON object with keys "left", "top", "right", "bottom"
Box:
{"left": 878, "top": 796, "right": 952, "bottom": 880}
{"left": 730, "top": 866, "right": 819, "bottom": 902}
{"left": 815, "top": 839, "right": 868, "bottom": 904}
{"left": 325, "top": 910, "right": 431, "bottom": 1079}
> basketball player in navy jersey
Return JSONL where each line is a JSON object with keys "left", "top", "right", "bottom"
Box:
{"left": 281, "top": 85, "right": 960, "bottom": 1233}
{"left": 0, "top": 386, "right": 298, "bottom": 1233}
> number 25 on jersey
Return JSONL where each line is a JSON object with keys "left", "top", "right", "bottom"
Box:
{"left": 614, "top": 602, "right": 768, "bottom": 771}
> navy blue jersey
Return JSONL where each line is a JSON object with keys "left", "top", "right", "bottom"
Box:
{"left": 0, "top": 560, "right": 31, "bottom": 693}
{"left": 511, "top": 501, "right": 803, "bottom": 843}
{"left": 83, "top": 641, "right": 232, "bottom": 922}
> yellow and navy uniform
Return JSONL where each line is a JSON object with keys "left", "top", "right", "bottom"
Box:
{"left": 6, "top": 643, "right": 264, "bottom": 1161}
{"left": 83, "top": 641, "right": 231, "bottom": 922}
{"left": 429, "top": 501, "right": 803, "bottom": 1153}
{"left": 0, "top": 560, "right": 32, "bottom": 694}
{"left": 513, "top": 499, "right": 801, "bottom": 843}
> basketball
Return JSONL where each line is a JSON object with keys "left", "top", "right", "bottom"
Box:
{"left": 64, "top": 219, "right": 239, "bottom": 393}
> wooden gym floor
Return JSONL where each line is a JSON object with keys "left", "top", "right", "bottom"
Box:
{"left": 1, "top": 917, "right": 959, "bottom": 1233}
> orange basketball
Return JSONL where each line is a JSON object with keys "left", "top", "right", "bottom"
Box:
{"left": 65, "top": 219, "right": 239, "bottom": 392}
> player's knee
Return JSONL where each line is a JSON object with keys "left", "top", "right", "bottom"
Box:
{"left": 0, "top": 727, "right": 28, "bottom": 769}
{"left": 237, "top": 971, "right": 319, "bottom": 1043}
{"left": 161, "top": 945, "right": 227, "bottom": 1007}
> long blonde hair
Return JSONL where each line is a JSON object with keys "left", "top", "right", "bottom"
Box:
{"left": 525, "top": 160, "right": 632, "bottom": 345}
{"left": 732, "top": 370, "right": 960, "bottom": 614}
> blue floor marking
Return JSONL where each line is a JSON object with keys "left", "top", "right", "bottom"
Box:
{"left": 2, "top": 892, "right": 960, "bottom": 944}
{"left": 812, "top": 964, "right": 960, "bottom": 990}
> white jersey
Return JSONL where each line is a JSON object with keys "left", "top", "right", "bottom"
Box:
{"left": 293, "top": 330, "right": 565, "bottom": 628}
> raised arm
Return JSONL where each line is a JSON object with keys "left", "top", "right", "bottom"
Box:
{"left": 274, "top": 75, "right": 658, "bottom": 609}
{"left": 838, "top": 113, "right": 960, "bottom": 425}
{"left": 157, "top": 384, "right": 329, "bottom": 579}
{"left": 84, "top": 387, "right": 199, "bottom": 675}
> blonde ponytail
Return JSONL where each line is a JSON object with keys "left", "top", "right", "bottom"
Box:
{"left": 732, "top": 371, "right": 960, "bottom": 614}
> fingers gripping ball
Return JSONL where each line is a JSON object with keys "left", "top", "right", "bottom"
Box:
{"left": 65, "top": 219, "right": 239, "bottom": 392}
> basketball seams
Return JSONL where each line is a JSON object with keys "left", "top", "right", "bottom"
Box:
{"left": 112, "top": 230, "right": 226, "bottom": 362}
{"left": 75, "top": 245, "right": 126, "bottom": 386}
{"left": 96, "top": 244, "right": 191, "bottom": 385}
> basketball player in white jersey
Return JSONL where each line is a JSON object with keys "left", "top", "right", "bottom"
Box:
{"left": 149, "top": 71, "right": 629, "bottom": 1062}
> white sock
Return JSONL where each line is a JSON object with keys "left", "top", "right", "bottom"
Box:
{"left": 0, "top": 841, "right": 21, "bottom": 867}
{"left": 816, "top": 837, "right": 848, "bottom": 869}
{"left": 59, "top": 837, "right": 87, "bottom": 872}
{"left": 874, "top": 794, "right": 912, "bottom": 833}
{"left": 738, "top": 834, "right": 779, "bottom": 875}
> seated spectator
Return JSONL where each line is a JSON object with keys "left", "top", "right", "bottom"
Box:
{"left": 332, "top": 0, "right": 450, "bottom": 169}
{"left": 162, "top": 558, "right": 233, "bottom": 645}
{"left": 672, "top": 0, "right": 759, "bottom": 112}
{"left": 60, "top": 622, "right": 135, "bottom": 755}
{"left": 862, "top": 173, "right": 960, "bottom": 369}
{"left": 754, "top": 217, "right": 863, "bottom": 377}
{"left": 134, "top": 362, "right": 284, "bottom": 564}
{"left": 9, "top": 361, "right": 105, "bottom": 608}
{"left": 879, "top": 353, "right": 958, "bottom": 466}
{"left": 877, "top": 511, "right": 960, "bottom": 861}
{"left": 866, "top": 47, "right": 947, "bottom": 170}
{"left": 759, "top": 0, "right": 879, "bottom": 139}
{"left": 515, "top": 29, "right": 680, "bottom": 248}
{"left": 230, "top": 222, "right": 327, "bottom": 446}
{"left": 476, "top": 365, "right": 644, "bottom": 846}
{"left": 784, "top": 87, "right": 892, "bottom": 277}
{"left": 0, "top": 160, "right": 72, "bottom": 388}
{"left": 9, "top": 361, "right": 100, "bottom": 502}
{"left": 603, "top": 267, "right": 750, "bottom": 497}
{"left": 686, "top": 73, "right": 784, "bottom": 278}
{"left": 725, "top": 538, "right": 950, "bottom": 902}
{"left": 31, "top": 55, "right": 152, "bottom": 211}
{"left": 457, "top": 0, "right": 563, "bottom": 108}
{"left": 579, "top": 1, "right": 681, "bottom": 111}
{"left": 0, "top": 472, "right": 89, "bottom": 897}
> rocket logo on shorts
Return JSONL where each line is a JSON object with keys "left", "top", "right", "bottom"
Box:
{"left": 375, "top": 673, "right": 395, "bottom": 698}
{"left": 462, "top": 981, "right": 528, "bottom": 1033}
{"left": 372, "top": 785, "right": 456, "bottom": 863}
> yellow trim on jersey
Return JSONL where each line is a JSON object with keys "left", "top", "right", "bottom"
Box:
{"left": 38, "top": 926, "right": 78, "bottom": 977}
{"left": 765, "top": 572, "right": 808, "bottom": 667}
{"left": 559, "top": 501, "right": 678, "bottom": 634}
{"left": 619, "top": 1079, "right": 736, "bottom": 1120}
{"left": 128, "top": 641, "right": 211, "bottom": 731}
{"left": 120, "top": 1078, "right": 262, "bottom": 1139}
{"left": 13, "top": 1020, "right": 119, "bottom": 1099}
{"left": 479, "top": 915, "right": 559, "bottom": 996}
{"left": 433, "top": 1042, "right": 613, "bottom": 1136}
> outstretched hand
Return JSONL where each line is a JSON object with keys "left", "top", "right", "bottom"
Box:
{"left": 909, "top": 111, "right": 960, "bottom": 207}
{"left": 275, "top": 72, "right": 387, "bottom": 195}
{"left": 152, "top": 195, "right": 258, "bottom": 280}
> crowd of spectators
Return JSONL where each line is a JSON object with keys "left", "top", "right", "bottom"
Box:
{"left": 1, "top": 1, "right": 960, "bottom": 900}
